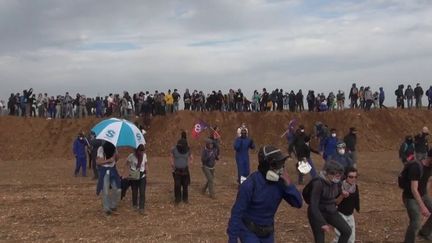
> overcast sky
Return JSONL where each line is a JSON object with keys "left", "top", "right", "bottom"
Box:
{"left": 1, "top": 0, "right": 432, "bottom": 103}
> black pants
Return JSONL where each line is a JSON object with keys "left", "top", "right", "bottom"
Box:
{"left": 173, "top": 168, "right": 190, "bottom": 203}
{"left": 308, "top": 208, "right": 351, "bottom": 243}
{"left": 131, "top": 177, "right": 146, "bottom": 210}
{"left": 90, "top": 156, "right": 98, "bottom": 179}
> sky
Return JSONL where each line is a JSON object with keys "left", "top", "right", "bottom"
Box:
{"left": 1, "top": 0, "right": 432, "bottom": 104}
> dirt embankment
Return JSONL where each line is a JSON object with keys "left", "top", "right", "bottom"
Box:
{"left": 0, "top": 109, "right": 431, "bottom": 161}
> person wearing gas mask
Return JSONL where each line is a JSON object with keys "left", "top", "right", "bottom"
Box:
{"left": 323, "top": 128, "right": 338, "bottom": 161}
{"left": 234, "top": 128, "right": 255, "bottom": 184}
{"left": 227, "top": 145, "right": 303, "bottom": 243}
{"left": 307, "top": 161, "right": 352, "bottom": 243}
{"left": 327, "top": 142, "right": 353, "bottom": 172}
{"left": 73, "top": 132, "right": 88, "bottom": 177}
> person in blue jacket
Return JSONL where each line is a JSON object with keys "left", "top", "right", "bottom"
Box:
{"left": 327, "top": 142, "right": 353, "bottom": 172}
{"left": 73, "top": 132, "right": 88, "bottom": 177}
{"left": 234, "top": 128, "right": 256, "bottom": 184}
{"left": 227, "top": 145, "right": 303, "bottom": 243}
{"left": 323, "top": 128, "right": 338, "bottom": 161}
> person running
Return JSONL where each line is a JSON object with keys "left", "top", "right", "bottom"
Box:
{"left": 227, "top": 145, "right": 302, "bottom": 243}
{"left": 171, "top": 137, "right": 193, "bottom": 204}
{"left": 234, "top": 128, "right": 255, "bottom": 184}
{"left": 307, "top": 161, "right": 352, "bottom": 243}
{"left": 124, "top": 144, "right": 148, "bottom": 214}
{"left": 201, "top": 138, "right": 218, "bottom": 199}
{"left": 333, "top": 167, "right": 360, "bottom": 243}
{"left": 402, "top": 149, "right": 432, "bottom": 242}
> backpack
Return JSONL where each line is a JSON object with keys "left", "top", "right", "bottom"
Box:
{"left": 302, "top": 177, "right": 320, "bottom": 205}
{"left": 398, "top": 161, "right": 423, "bottom": 189}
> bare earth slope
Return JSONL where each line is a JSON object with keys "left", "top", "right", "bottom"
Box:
{"left": 0, "top": 109, "right": 431, "bottom": 242}
{"left": 0, "top": 109, "right": 431, "bottom": 161}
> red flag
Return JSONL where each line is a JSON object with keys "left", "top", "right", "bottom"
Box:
{"left": 192, "top": 120, "right": 209, "bottom": 139}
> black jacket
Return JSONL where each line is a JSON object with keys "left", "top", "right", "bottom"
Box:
{"left": 344, "top": 133, "right": 357, "bottom": 152}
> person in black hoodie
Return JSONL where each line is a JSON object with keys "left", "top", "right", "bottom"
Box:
{"left": 307, "top": 161, "right": 351, "bottom": 243}
{"left": 288, "top": 127, "right": 319, "bottom": 184}
{"left": 333, "top": 167, "right": 360, "bottom": 243}
{"left": 343, "top": 127, "right": 358, "bottom": 167}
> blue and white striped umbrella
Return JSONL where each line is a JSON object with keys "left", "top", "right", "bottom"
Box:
{"left": 91, "top": 118, "right": 145, "bottom": 148}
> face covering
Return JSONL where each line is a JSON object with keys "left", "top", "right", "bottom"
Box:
{"left": 79, "top": 137, "right": 83, "bottom": 140}
{"left": 300, "top": 129, "right": 305, "bottom": 133}
{"left": 331, "top": 178, "right": 341, "bottom": 184}
{"left": 266, "top": 168, "right": 283, "bottom": 182}
{"left": 338, "top": 149, "right": 345, "bottom": 155}
{"left": 331, "top": 133, "right": 336, "bottom": 137}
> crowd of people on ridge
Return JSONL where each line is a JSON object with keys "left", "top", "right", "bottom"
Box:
{"left": 2, "top": 82, "right": 432, "bottom": 119}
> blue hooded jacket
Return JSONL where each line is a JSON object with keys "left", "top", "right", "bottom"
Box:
{"left": 227, "top": 172, "right": 302, "bottom": 242}
{"left": 73, "top": 137, "right": 87, "bottom": 158}
{"left": 323, "top": 136, "right": 338, "bottom": 160}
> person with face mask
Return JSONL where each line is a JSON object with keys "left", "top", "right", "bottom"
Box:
{"left": 328, "top": 142, "right": 353, "bottom": 172}
{"left": 72, "top": 132, "right": 88, "bottom": 177}
{"left": 307, "top": 161, "right": 352, "bottom": 243}
{"left": 323, "top": 128, "right": 338, "bottom": 161}
{"left": 333, "top": 167, "right": 360, "bottom": 243}
{"left": 234, "top": 128, "right": 255, "bottom": 184}
{"left": 227, "top": 145, "right": 302, "bottom": 243}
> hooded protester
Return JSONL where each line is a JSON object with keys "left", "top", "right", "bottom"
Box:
{"left": 323, "top": 128, "right": 338, "bottom": 161}
{"left": 73, "top": 132, "right": 88, "bottom": 177}
{"left": 171, "top": 137, "right": 193, "bottom": 204}
{"left": 234, "top": 128, "right": 255, "bottom": 184}
{"left": 328, "top": 142, "right": 354, "bottom": 172}
{"left": 227, "top": 145, "right": 302, "bottom": 243}
{"left": 289, "top": 135, "right": 319, "bottom": 185}
{"left": 306, "top": 161, "right": 352, "bottom": 243}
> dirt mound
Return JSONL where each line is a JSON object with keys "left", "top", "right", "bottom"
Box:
{"left": 0, "top": 109, "right": 431, "bottom": 161}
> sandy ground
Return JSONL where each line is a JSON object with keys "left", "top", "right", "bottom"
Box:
{"left": 0, "top": 151, "right": 415, "bottom": 243}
